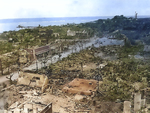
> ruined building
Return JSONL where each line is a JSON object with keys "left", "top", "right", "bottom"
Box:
{"left": 62, "top": 78, "right": 98, "bottom": 95}
{"left": 19, "top": 45, "right": 50, "bottom": 64}
{"left": 18, "top": 72, "right": 49, "bottom": 93}
{"left": 67, "top": 29, "right": 88, "bottom": 37}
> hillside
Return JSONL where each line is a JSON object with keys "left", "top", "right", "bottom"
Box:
{"left": 82, "top": 15, "right": 150, "bottom": 45}
{"left": 0, "top": 24, "right": 93, "bottom": 55}
{"left": 1, "top": 15, "right": 150, "bottom": 112}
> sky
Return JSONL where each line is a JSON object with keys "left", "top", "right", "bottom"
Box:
{"left": 0, "top": 0, "right": 150, "bottom": 19}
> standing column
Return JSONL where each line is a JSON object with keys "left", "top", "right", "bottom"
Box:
{"left": 134, "top": 93, "right": 141, "bottom": 112}
{"left": 123, "top": 101, "right": 131, "bottom": 113}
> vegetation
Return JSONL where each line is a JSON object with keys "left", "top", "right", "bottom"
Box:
{"left": 43, "top": 43, "right": 149, "bottom": 102}
{"left": 0, "top": 24, "right": 93, "bottom": 54}
{"left": 118, "top": 45, "right": 144, "bottom": 60}
{"left": 0, "top": 23, "right": 94, "bottom": 75}
{"left": 1, "top": 15, "right": 149, "bottom": 55}
{"left": 0, "top": 15, "right": 150, "bottom": 101}
{"left": 100, "top": 60, "right": 149, "bottom": 101}
{"left": 0, "top": 42, "right": 15, "bottom": 54}
{"left": 82, "top": 15, "right": 150, "bottom": 45}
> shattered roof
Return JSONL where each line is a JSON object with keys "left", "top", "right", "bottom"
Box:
{"left": 35, "top": 45, "right": 50, "bottom": 55}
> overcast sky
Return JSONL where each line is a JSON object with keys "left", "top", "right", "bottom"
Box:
{"left": 0, "top": 0, "right": 150, "bottom": 19}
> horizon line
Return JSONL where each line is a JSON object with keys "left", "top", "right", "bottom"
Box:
{"left": 0, "top": 15, "right": 150, "bottom": 20}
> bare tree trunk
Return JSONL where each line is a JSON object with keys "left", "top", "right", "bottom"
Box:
{"left": 58, "top": 53, "right": 61, "bottom": 61}
{"left": 72, "top": 47, "right": 74, "bottom": 53}
{"left": 0, "top": 59, "right": 3, "bottom": 75}
{"left": 41, "top": 62, "right": 42, "bottom": 69}
{"left": 80, "top": 62, "right": 83, "bottom": 72}
{"left": 36, "top": 60, "right": 38, "bottom": 71}
{"left": 50, "top": 56, "right": 52, "bottom": 64}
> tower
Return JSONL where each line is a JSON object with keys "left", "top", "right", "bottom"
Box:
{"left": 135, "top": 11, "right": 138, "bottom": 19}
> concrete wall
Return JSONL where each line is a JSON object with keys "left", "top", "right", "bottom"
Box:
{"left": 67, "top": 30, "right": 76, "bottom": 36}
{"left": 18, "top": 72, "right": 48, "bottom": 88}
{"left": 67, "top": 29, "right": 88, "bottom": 37}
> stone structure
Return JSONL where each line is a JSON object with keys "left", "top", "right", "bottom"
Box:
{"left": 67, "top": 29, "right": 76, "bottom": 36}
{"left": 67, "top": 29, "right": 88, "bottom": 36}
{"left": 123, "top": 101, "right": 131, "bottom": 113}
{"left": 17, "top": 72, "right": 49, "bottom": 93}
{"left": 26, "top": 45, "right": 50, "bottom": 60}
{"left": 19, "top": 45, "right": 50, "bottom": 64}
{"left": 62, "top": 78, "right": 98, "bottom": 95}
{"left": 52, "top": 33, "right": 59, "bottom": 37}
{"left": 134, "top": 93, "right": 141, "bottom": 112}
{"left": 19, "top": 49, "right": 28, "bottom": 64}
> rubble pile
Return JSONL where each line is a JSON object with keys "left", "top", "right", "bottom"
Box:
{"left": 62, "top": 78, "right": 98, "bottom": 95}
{"left": 1, "top": 44, "right": 150, "bottom": 112}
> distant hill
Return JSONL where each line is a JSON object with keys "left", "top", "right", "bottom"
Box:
{"left": 83, "top": 15, "right": 150, "bottom": 45}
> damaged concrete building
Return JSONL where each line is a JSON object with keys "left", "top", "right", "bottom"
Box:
{"left": 19, "top": 45, "right": 50, "bottom": 64}
{"left": 17, "top": 72, "right": 49, "bottom": 93}
{"left": 25, "top": 45, "right": 50, "bottom": 60}
{"left": 52, "top": 33, "right": 59, "bottom": 38}
{"left": 62, "top": 78, "right": 98, "bottom": 95}
{"left": 3, "top": 72, "right": 52, "bottom": 112}
{"left": 67, "top": 29, "right": 88, "bottom": 37}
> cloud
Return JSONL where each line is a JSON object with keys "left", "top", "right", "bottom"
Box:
{"left": 73, "top": 0, "right": 79, "bottom": 4}
{"left": 99, "top": 0, "right": 150, "bottom": 16}
{"left": 0, "top": 0, "right": 150, "bottom": 19}
{"left": 65, "top": 0, "right": 102, "bottom": 17}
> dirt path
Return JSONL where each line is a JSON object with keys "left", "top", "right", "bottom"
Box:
{"left": 0, "top": 76, "right": 8, "bottom": 84}
{"left": 0, "top": 72, "right": 19, "bottom": 84}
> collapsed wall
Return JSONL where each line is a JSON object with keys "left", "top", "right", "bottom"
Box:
{"left": 17, "top": 72, "right": 49, "bottom": 93}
